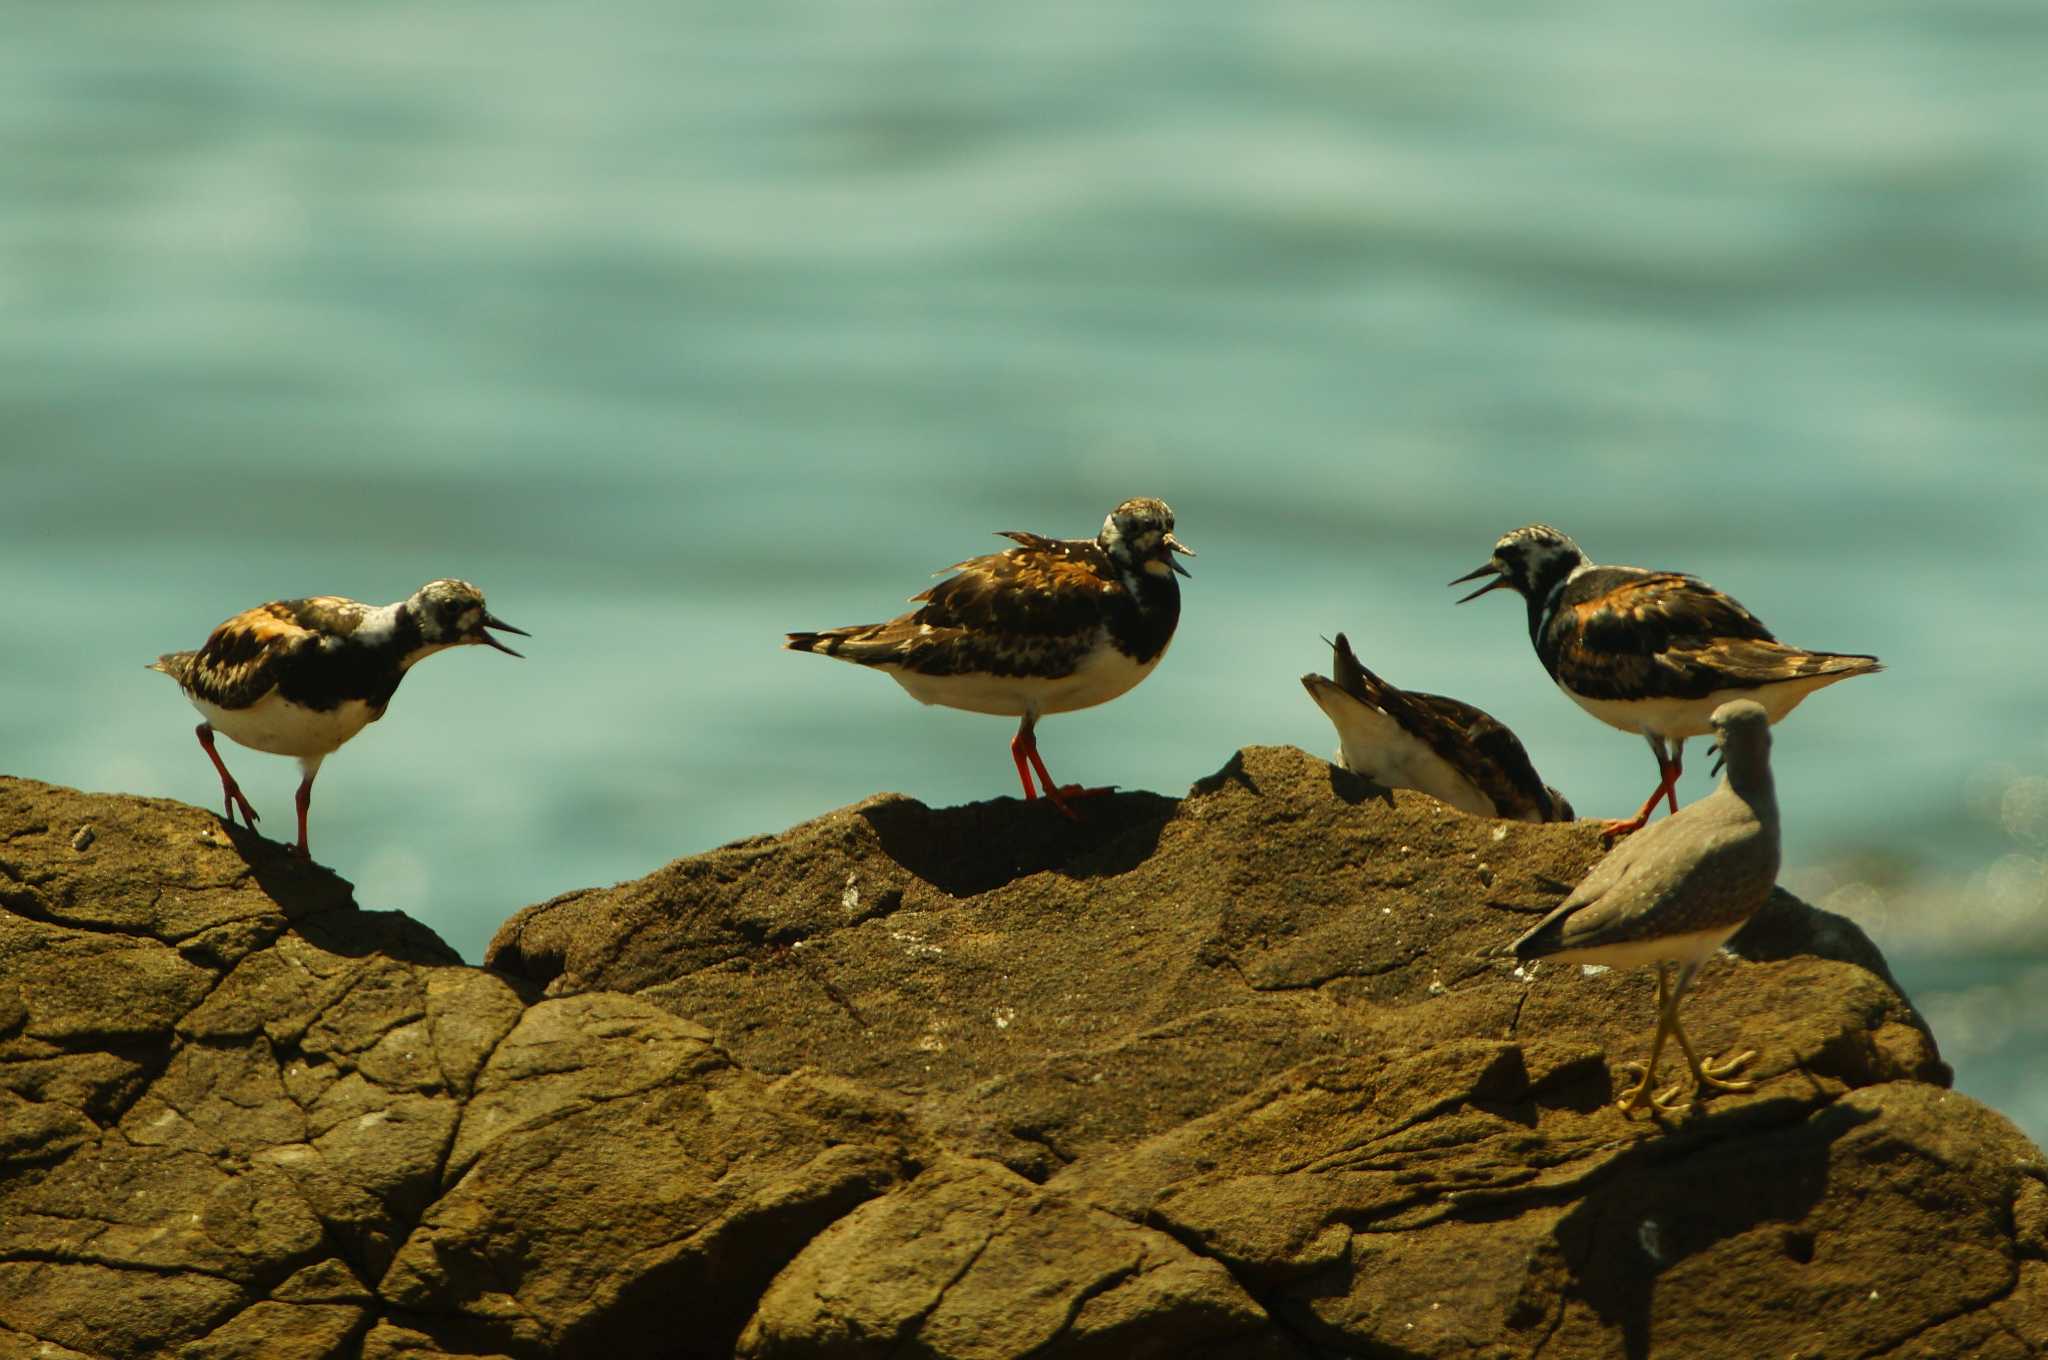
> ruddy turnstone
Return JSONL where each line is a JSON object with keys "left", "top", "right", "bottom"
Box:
{"left": 148, "top": 579, "right": 527, "bottom": 858}
{"left": 1450, "top": 524, "right": 1879, "bottom": 836}
{"left": 784, "top": 497, "right": 1193, "bottom": 818}
{"left": 1300, "top": 633, "right": 1573, "bottom": 822}
{"left": 1510, "top": 699, "right": 1779, "bottom": 1115}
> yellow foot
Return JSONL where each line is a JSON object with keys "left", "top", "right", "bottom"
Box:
{"left": 1694, "top": 1049, "right": 1757, "bottom": 1096}
{"left": 1649, "top": 1081, "right": 1693, "bottom": 1114}
{"left": 1614, "top": 1063, "right": 1680, "bottom": 1115}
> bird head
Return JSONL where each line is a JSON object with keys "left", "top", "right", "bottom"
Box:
{"left": 1707, "top": 699, "right": 1772, "bottom": 777}
{"left": 1100, "top": 497, "right": 1195, "bottom": 579}
{"left": 1449, "top": 524, "right": 1586, "bottom": 604}
{"left": 409, "top": 580, "right": 529, "bottom": 657}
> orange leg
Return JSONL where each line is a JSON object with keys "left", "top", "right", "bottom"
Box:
{"left": 195, "top": 724, "right": 260, "bottom": 830}
{"left": 1602, "top": 736, "right": 1683, "bottom": 841}
{"left": 292, "top": 770, "right": 316, "bottom": 859}
{"left": 1010, "top": 728, "right": 1041, "bottom": 801}
{"left": 1010, "top": 715, "right": 1111, "bottom": 821}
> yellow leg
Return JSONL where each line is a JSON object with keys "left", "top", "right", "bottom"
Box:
{"left": 1668, "top": 1011, "right": 1756, "bottom": 1100}
{"left": 1643, "top": 962, "right": 1756, "bottom": 1113}
{"left": 1616, "top": 964, "right": 1685, "bottom": 1115}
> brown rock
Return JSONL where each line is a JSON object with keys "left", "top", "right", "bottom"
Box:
{"left": 734, "top": 1153, "right": 1278, "bottom": 1359}
{"left": 2, "top": 750, "right": 2042, "bottom": 1359}
{"left": 0, "top": 776, "right": 913, "bottom": 1360}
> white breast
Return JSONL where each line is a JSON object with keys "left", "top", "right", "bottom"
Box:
{"left": 190, "top": 691, "right": 380, "bottom": 760}
{"left": 1308, "top": 685, "right": 1495, "bottom": 817}
{"left": 1537, "top": 920, "right": 1744, "bottom": 970}
{"left": 883, "top": 637, "right": 1166, "bottom": 719}
{"left": 1562, "top": 670, "right": 1851, "bottom": 742}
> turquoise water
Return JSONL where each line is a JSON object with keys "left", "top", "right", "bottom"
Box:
{"left": 3, "top": 2, "right": 2044, "bottom": 1142}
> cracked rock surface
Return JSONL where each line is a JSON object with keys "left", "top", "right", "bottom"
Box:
{"left": 3, "top": 748, "right": 2043, "bottom": 1358}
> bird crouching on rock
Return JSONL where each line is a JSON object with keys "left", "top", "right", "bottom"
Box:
{"left": 785, "top": 497, "right": 1193, "bottom": 820}
{"left": 1301, "top": 633, "right": 1573, "bottom": 822}
{"left": 1451, "top": 523, "right": 1878, "bottom": 838}
{"left": 149, "top": 579, "right": 527, "bottom": 859}
{"left": 1509, "top": 699, "right": 1781, "bottom": 1116}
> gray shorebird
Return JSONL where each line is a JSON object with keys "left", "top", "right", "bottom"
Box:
{"left": 1301, "top": 633, "right": 1573, "bottom": 822}
{"left": 785, "top": 497, "right": 1193, "bottom": 819}
{"left": 1510, "top": 699, "right": 1780, "bottom": 1115}
{"left": 149, "top": 580, "right": 526, "bottom": 858}
{"left": 1450, "top": 524, "right": 1879, "bottom": 837}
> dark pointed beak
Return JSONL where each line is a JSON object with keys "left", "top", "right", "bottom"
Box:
{"left": 1710, "top": 744, "right": 1725, "bottom": 778}
{"left": 1448, "top": 563, "right": 1510, "bottom": 604}
{"left": 1165, "top": 533, "right": 1196, "bottom": 577}
{"left": 478, "top": 612, "right": 528, "bottom": 658}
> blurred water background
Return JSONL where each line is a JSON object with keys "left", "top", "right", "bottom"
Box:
{"left": 3, "top": 1, "right": 2043, "bottom": 1142}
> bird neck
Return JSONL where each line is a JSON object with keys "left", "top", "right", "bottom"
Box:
{"left": 1099, "top": 536, "right": 1179, "bottom": 613}
{"left": 1721, "top": 753, "right": 1778, "bottom": 820}
{"left": 1111, "top": 567, "right": 1181, "bottom": 662}
{"left": 355, "top": 602, "right": 442, "bottom": 673}
{"left": 1521, "top": 554, "right": 1586, "bottom": 653}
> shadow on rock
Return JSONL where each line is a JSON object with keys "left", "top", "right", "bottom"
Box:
{"left": 238, "top": 832, "right": 463, "bottom": 968}
{"left": 1558, "top": 1098, "right": 1882, "bottom": 1360}
{"left": 1731, "top": 888, "right": 1905, "bottom": 990}
{"left": 857, "top": 791, "right": 1176, "bottom": 898}
{"left": 1326, "top": 762, "right": 1399, "bottom": 809}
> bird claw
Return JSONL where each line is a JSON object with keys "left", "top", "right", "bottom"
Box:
{"left": 1598, "top": 817, "right": 1645, "bottom": 842}
{"left": 223, "top": 788, "right": 260, "bottom": 830}
{"left": 1619, "top": 1049, "right": 1756, "bottom": 1116}
{"left": 1043, "top": 784, "right": 1116, "bottom": 822}
{"left": 1614, "top": 1062, "right": 1658, "bottom": 1114}
{"left": 1648, "top": 1081, "right": 1692, "bottom": 1114}
{"left": 1044, "top": 794, "right": 1083, "bottom": 823}
{"left": 1616, "top": 1062, "right": 1692, "bottom": 1116}
{"left": 1695, "top": 1049, "right": 1757, "bottom": 1093}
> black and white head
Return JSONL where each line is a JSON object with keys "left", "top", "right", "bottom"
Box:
{"left": 1449, "top": 524, "right": 1588, "bottom": 604}
{"left": 1098, "top": 497, "right": 1196, "bottom": 580}
{"left": 408, "top": 579, "right": 529, "bottom": 656}
{"left": 1707, "top": 698, "right": 1772, "bottom": 780}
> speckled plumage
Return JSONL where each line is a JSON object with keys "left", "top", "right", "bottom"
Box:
{"left": 154, "top": 596, "right": 412, "bottom": 718}
{"left": 1300, "top": 633, "right": 1572, "bottom": 823}
{"left": 1512, "top": 700, "right": 1780, "bottom": 1114}
{"left": 149, "top": 579, "right": 526, "bottom": 858}
{"left": 1539, "top": 565, "right": 1878, "bottom": 708}
{"left": 785, "top": 497, "right": 1193, "bottom": 815}
{"left": 1453, "top": 524, "right": 1879, "bottom": 833}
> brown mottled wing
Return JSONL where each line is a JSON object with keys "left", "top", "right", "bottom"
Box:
{"left": 171, "top": 597, "right": 367, "bottom": 708}
{"left": 1548, "top": 568, "right": 1875, "bottom": 702}
{"left": 1329, "top": 635, "right": 1559, "bottom": 822}
{"left": 1412, "top": 695, "right": 1562, "bottom": 823}
{"left": 788, "top": 536, "right": 1118, "bottom": 677}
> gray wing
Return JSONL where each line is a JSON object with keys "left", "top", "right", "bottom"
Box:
{"left": 1514, "top": 790, "right": 1775, "bottom": 958}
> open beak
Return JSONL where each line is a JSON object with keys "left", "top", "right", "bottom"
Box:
{"left": 1710, "top": 743, "right": 1725, "bottom": 778}
{"left": 1165, "top": 533, "right": 1196, "bottom": 578}
{"left": 1448, "top": 562, "right": 1511, "bottom": 604}
{"left": 478, "top": 612, "right": 529, "bottom": 658}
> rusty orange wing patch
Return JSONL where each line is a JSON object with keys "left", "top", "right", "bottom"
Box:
{"left": 1557, "top": 569, "right": 1877, "bottom": 701}
{"left": 912, "top": 538, "right": 1115, "bottom": 637}
{"left": 786, "top": 535, "right": 1122, "bottom": 680}
{"left": 178, "top": 600, "right": 329, "bottom": 709}
{"left": 1570, "top": 573, "right": 1776, "bottom": 648}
